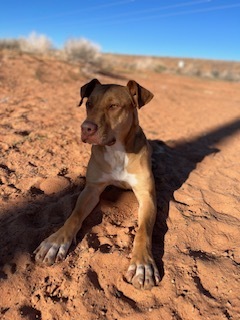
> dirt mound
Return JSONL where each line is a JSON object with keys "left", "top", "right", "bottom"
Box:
{"left": 0, "top": 51, "right": 240, "bottom": 319}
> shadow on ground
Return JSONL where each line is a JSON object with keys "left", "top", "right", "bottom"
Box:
{"left": 150, "top": 118, "right": 240, "bottom": 279}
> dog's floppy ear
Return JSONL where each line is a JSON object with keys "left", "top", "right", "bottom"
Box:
{"left": 127, "top": 80, "right": 154, "bottom": 109}
{"left": 78, "top": 78, "right": 101, "bottom": 106}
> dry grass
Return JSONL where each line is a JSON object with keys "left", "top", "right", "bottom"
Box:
{"left": 19, "top": 32, "right": 53, "bottom": 54}
{"left": 63, "top": 38, "right": 101, "bottom": 64}
{"left": 0, "top": 39, "right": 20, "bottom": 50}
{"left": 0, "top": 33, "right": 53, "bottom": 54}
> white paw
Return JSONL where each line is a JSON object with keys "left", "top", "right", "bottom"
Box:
{"left": 34, "top": 237, "right": 71, "bottom": 265}
{"left": 126, "top": 262, "right": 160, "bottom": 290}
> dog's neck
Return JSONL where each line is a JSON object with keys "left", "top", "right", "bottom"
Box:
{"left": 102, "top": 124, "right": 145, "bottom": 156}
{"left": 124, "top": 118, "right": 146, "bottom": 154}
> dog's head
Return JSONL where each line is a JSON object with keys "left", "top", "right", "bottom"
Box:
{"left": 78, "top": 79, "right": 153, "bottom": 146}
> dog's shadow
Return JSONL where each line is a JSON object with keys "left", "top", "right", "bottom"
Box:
{"left": 149, "top": 118, "right": 240, "bottom": 280}
{"left": 0, "top": 119, "right": 239, "bottom": 281}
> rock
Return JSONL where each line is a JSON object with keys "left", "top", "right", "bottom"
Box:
{"left": 39, "top": 176, "right": 70, "bottom": 195}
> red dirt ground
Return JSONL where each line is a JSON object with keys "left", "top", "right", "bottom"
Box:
{"left": 0, "top": 51, "right": 240, "bottom": 320}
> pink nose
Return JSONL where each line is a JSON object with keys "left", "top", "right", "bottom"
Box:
{"left": 81, "top": 121, "right": 98, "bottom": 136}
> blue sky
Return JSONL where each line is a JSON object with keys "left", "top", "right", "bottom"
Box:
{"left": 1, "top": 0, "right": 240, "bottom": 61}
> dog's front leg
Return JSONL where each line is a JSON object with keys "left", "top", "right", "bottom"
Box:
{"left": 34, "top": 183, "right": 105, "bottom": 265}
{"left": 126, "top": 183, "right": 160, "bottom": 290}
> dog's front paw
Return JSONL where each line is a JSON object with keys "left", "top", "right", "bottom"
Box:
{"left": 34, "top": 228, "right": 73, "bottom": 265}
{"left": 125, "top": 257, "right": 160, "bottom": 290}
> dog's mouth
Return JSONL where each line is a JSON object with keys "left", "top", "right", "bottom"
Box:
{"left": 106, "top": 138, "right": 116, "bottom": 146}
{"left": 81, "top": 134, "right": 116, "bottom": 146}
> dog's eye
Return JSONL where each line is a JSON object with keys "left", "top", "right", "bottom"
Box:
{"left": 109, "top": 104, "right": 119, "bottom": 110}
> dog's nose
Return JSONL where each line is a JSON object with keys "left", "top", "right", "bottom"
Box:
{"left": 81, "top": 121, "right": 98, "bottom": 136}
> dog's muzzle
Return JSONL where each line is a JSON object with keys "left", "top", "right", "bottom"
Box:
{"left": 81, "top": 121, "right": 98, "bottom": 143}
{"left": 81, "top": 120, "right": 116, "bottom": 146}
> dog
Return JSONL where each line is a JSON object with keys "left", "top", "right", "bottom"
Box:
{"left": 34, "top": 79, "right": 160, "bottom": 290}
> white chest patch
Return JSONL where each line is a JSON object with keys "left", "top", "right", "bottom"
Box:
{"left": 99, "top": 142, "right": 137, "bottom": 187}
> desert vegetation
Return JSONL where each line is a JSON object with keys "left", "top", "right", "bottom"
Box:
{"left": 0, "top": 32, "right": 53, "bottom": 54}
{"left": 63, "top": 38, "right": 101, "bottom": 63}
{"left": 0, "top": 32, "right": 240, "bottom": 81}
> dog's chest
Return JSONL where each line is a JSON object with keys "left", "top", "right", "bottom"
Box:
{"left": 102, "top": 143, "right": 137, "bottom": 187}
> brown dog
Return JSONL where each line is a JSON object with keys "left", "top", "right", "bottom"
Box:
{"left": 34, "top": 79, "right": 160, "bottom": 290}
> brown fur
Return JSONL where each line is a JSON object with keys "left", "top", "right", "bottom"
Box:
{"left": 35, "top": 79, "right": 160, "bottom": 290}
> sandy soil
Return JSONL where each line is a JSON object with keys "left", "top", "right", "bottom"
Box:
{"left": 0, "top": 51, "right": 240, "bottom": 320}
